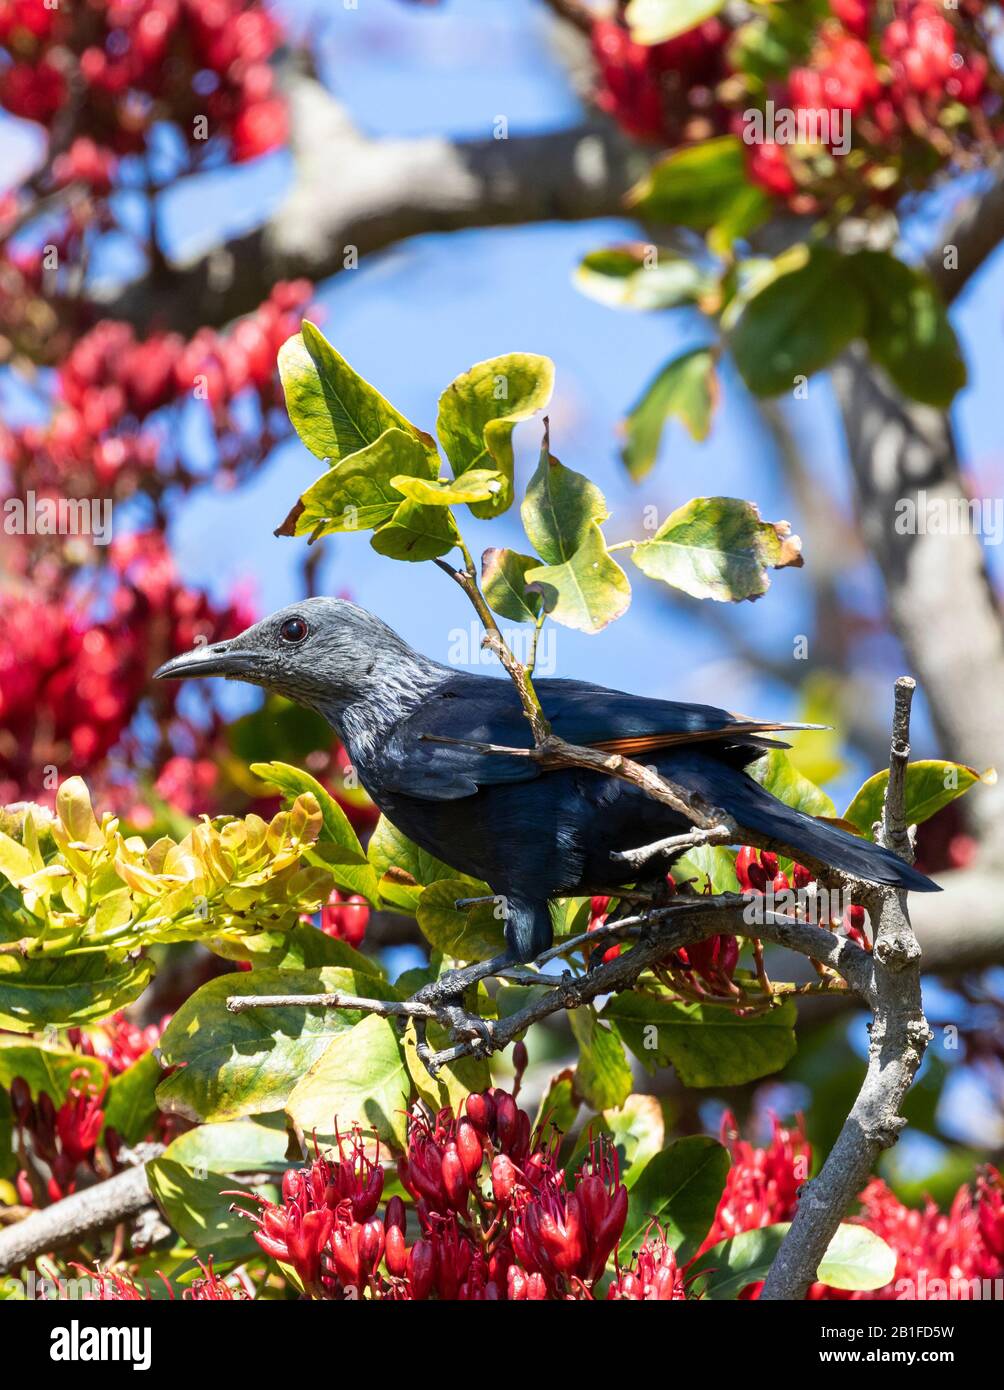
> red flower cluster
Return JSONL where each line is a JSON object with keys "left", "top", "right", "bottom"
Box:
{"left": 589, "top": 1, "right": 1000, "bottom": 218}
{"left": 236, "top": 1089, "right": 630, "bottom": 1300}
{"left": 0, "top": 529, "right": 254, "bottom": 808}
{"left": 708, "top": 1109, "right": 1004, "bottom": 1300}
{"left": 9, "top": 1013, "right": 171, "bottom": 1206}
{"left": 0, "top": 0, "right": 287, "bottom": 163}
{"left": 704, "top": 1110, "right": 811, "bottom": 1253}
{"left": 320, "top": 890, "right": 371, "bottom": 950}
{"left": 68, "top": 1010, "right": 171, "bottom": 1076}
{"left": 2, "top": 280, "right": 312, "bottom": 500}
{"left": 10, "top": 1070, "right": 107, "bottom": 1201}
{"left": 839, "top": 1171, "right": 1004, "bottom": 1299}
{"left": 591, "top": 10, "right": 728, "bottom": 145}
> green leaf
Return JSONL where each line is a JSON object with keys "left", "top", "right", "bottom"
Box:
{"left": 370, "top": 498, "right": 460, "bottom": 563}
{"left": 416, "top": 879, "right": 507, "bottom": 962}
{"left": 626, "top": 0, "right": 725, "bottom": 44}
{"left": 631, "top": 496, "right": 803, "bottom": 602}
{"left": 147, "top": 1156, "right": 279, "bottom": 1262}
{"left": 279, "top": 322, "right": 430, "bottom": 464}
{"left": 292, "top": 428, "right": 437, "bottom": 539}
{"left": 628, "top": 136, "right": 767, "bottom": 244}
{"left": 673, "top": 843, "right": 740, "bottom": 895}
{"left": 164, "top": 1112, "right": 293, "bottom": 1173}
{"left": 102, "top": 1051, "right": 161, "bottom": 1145}
{"left": 390, "top": 470, "right": 504, "bottom": 507}
{"left": 604, "top": 992, "right": 797, "bottom": 1086}
{"left": 215, "top": 920, "right": 384, "bottom": 974}
{"left": 728, "top": 244, "right": 869, "bottom": 397}
{"left": 533, "top": 1068, "right": 581, "bottom": 1139}
{"left": 0, "top": 954, "right": 154, "bottom": 1034}
{"left": 285, "top": 1014, "right": 411, "bottom": 1149}
{"left": 843, "top": 760, "right": 987, "bottom": 840}
{"left": 575, "top": 245, "right": 709, "bottom": 312}
{"left": 850, "top": 252, "right": 966, "bottom": 409}
{"left": 155, "top": 967, "right": 398, "bottom": 1123}
{"left": 603, "top": 1093, "right": 665, "bottom": 1187}
{"left": 751, "top": 749, "right": 835, "bottom": 818}
{"left": 524, "top": 523, "right": 632, "bottom": 634}
{"left": 619, "top": 1136, "right": 730, "bottom": 1261}
{"left": 569, "top": 1007, "right": 633, "bottom": 1111}
{"left": 249, "top": 760, "right": 379, "bottom": 906}
{"left": 228, "top": 695, "right": 333, "bottom": 767}
{"left": 368, "top": 817, "right": 486, "bottom": 915}
{"left": 481, "top": 548, "right": 545, "bottom": 623}
{"left": 436, "top": 353, "right": 554, "bottom": 518}
{"left": 689, "top": 1222, "right": 896, "bottom": 1298}
{"left": 521, "top": 431, "right": 608, "bottom": 565}
{"left": 0, "top": 1040, "right": 107, "bottom": 1102}
{"left": 621, "top": 348, "right": 718, "bottom": 480}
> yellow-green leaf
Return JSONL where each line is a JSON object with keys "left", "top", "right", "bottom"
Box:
{"left": 843, "top": 760, "right": 989, "bottom": 840}
{"left": 390, "top": 469, "right": 504, "bottom": 507}
{"left": 279, "top": 322, "right": 429, "bottom": 464}
{"left": 370, "top": 498, "right": 460, "bottom": 563}
{"left": 524, "top": 523, "right": 631, "bottom": 633}
{"left": 416, "top": 879, "right": 507, "bottom": 962}
{"left": 631, "top": 496, "right": 803, "bottom": 602}
{"left": 436, "top": 353, "right": 554, "bottom": 518}
{"left": 285, "top": 1014, "right": 411, "bottom": 1149}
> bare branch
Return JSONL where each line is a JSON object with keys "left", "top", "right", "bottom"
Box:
{"left": 226, "top": 991, "right": 439, "bottom": 1019}
{"left": 97, "top": 69, "right": 638, "bottom": 334}
{"left": 926, "top": 159, "right": 1004, "bottom": 304}
{"left": 761, "top": 680, "right": 930, "bottom": 1301}
{"left": 0, "top": 1146, "right": 163, "bottom": 1275}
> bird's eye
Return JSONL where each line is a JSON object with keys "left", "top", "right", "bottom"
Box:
{"left": 279, "top": 617, "right": 308, "bottom": 644}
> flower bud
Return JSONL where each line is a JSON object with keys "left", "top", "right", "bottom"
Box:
{"left": 456, "top": 1118, "right": 483, "bottom": 1180}
{"left": 408, "top": 1239, "right": 435, "bottom": 1300}
{"left": 385, "top": 1223, "right": 408, "bottom": 1278}
{"left": 465, "top": 1090, "right": 495, "bottom": 1134}
{"left": 384, "top": 1194, "right": 406, "bottom": 1232}
{"left": 491, "top": 1153, "right": 517, "bottom": 1204}
{"left": 441, "top": 1144, "right": 469, "bottom": 1211}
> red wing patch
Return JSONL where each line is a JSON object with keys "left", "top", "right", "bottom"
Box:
{"left": 588, "top": 723, "right": 810, "bottom": 757}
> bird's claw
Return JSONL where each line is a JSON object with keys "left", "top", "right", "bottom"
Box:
{"left": 438, "top": 1002, "right": 494, "bottom": 1058}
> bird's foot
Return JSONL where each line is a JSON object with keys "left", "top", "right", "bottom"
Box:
{"left": 437, "top": 1003, "right": 494, "bottom": 1058}
{"left": 410, "top": 954, "right": 509, "bottom": 1061}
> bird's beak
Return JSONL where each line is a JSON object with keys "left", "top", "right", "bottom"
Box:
{"left": 153, "top": 639, "right": 259, "bottom": 682}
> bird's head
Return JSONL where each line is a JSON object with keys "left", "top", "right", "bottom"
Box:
{"left": 153, "top": 596, "right": 432, "bottom": 719}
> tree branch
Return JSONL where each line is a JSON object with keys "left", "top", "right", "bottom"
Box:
{"left": 832, "top": 345, "right": 1004, "bottom": 861}
{"left": 0, "top": 1146, "right": 163, "bottom": 1276}
{"left": 97, "top": 70, "right": 639, "bottom": 334}
{"left": 761, "top": 678, "right": 930, "bottom": 1300}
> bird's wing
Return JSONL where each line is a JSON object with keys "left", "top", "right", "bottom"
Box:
{"left": 379, "top": 675, "right": 821, "bottom": 802}
{"left": 535, "top": 679, "right": 819, "bottom": 757}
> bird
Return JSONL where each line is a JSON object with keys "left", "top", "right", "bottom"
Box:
{"left": 154, "top": 597, "right": 938, "bottom": 1007}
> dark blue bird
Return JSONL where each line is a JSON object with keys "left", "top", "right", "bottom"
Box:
{"left": 154, "top": 597, "right": 938, "bottom": 970}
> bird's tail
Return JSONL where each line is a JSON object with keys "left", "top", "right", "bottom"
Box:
{"left": 681, "top": 758, "right": 940, "bottom": 894}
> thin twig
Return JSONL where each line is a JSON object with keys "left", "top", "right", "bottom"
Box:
{"left": 226, "top": 991, "right": 438, "bottom": 1018}
{"left": 612, "top": 823, "right": 735, "bottom": 869}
